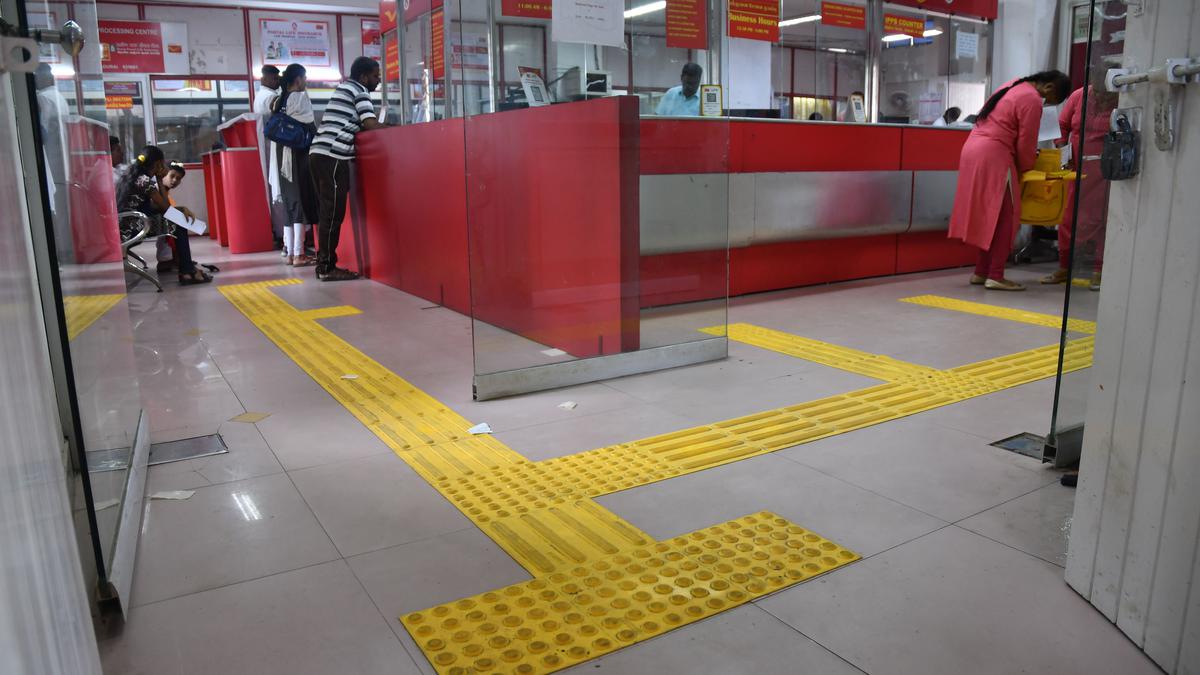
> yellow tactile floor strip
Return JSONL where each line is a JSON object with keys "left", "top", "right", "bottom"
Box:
{"left": 62, "top": 294, "right": 124, "bottom": 341}
{"left": 900, "top": 294, "right": 1097, "bottom": 334}
{"left": 298, "top": 304, "right": 363, "bottom": 320}
{"left": 401, "top": 512, "right": 858, "bottom": 675}
{"left": 221, "top": 279, "right": 1092, "bottom": 674}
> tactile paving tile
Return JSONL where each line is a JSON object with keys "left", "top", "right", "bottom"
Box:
{"left": 900, "top": 294, "right": 1097, "bottom": 334}
{"left": 482, "top": 501, "right": 655, "bottom": 575}
{"left": 401, "top": 512, "right": 858, "bottom": 675}
{"left": 704, "top": 323, "right": 936, "bottom": 381}
{"left": 298, "top": 304, "right": 363, "bottom": 320}
{"left": 62, "top": 294, "right": 124, "bottom": 341}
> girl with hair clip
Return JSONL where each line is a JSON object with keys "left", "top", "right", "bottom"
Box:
{"left": 268, "top": 63, "right": 319, "bottom": 267}
{"left": 948, "top": 70, "right": 1072, "bottom": 291}
{"left": 115, "top": 146, "right": 211, "bottom": 286}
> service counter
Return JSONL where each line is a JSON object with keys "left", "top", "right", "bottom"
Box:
{"left": 346, "top": 98, "right": 975, "bottom": 355}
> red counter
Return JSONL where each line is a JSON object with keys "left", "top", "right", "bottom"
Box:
{"left": 348, "top": 107, "right": 977, "bottom": 357}
{"left": 216, "top": 148, "right": 272, "bottom": 254}
{"left": 66, "top": 118, "right": 120, "bottom": 264}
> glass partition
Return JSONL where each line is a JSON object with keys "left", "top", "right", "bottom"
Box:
{"left": 778, "top": 0, "right": 868, "bottom": 121}
{"left": 23, "top": 0, "right": 146, "bottom": 608}
{"left": 453, "top": 0, "right": 729, "bottom": 399}
{"left": 1047, "top": 0, "right": 1123, "bottom": 467}
{"left": 151, "top": 78, "right": 250, "bottom": 162}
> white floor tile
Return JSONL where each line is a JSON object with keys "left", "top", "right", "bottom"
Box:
{"left": 959, "top": 481, "right": 1077, "bottom": 567}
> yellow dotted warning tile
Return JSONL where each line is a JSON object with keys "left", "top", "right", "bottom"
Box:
{"left": 62, "top": 294, "right": 124, "bottom": 341}
{"left": 900, "top": 294, "right": 1097, "bottom": 334}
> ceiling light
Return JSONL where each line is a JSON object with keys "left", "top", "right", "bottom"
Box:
{"left": 625, "top": 1, "right": 665, "bottom": 18}
{"left": 923, "top": 28, "right": 943, "bottom": 37}
{"left": 882, "top": 33, "right": 911, "bottom": 42}
{"left": 827, "top": 47, "right": 849, "bottom": 53}
{"left": 779, "top": 13, "right": 821, "bottom": 27}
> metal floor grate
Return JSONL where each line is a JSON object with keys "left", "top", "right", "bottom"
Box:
{"left": 148, "top": 434, "right": 228, "bottom": 466}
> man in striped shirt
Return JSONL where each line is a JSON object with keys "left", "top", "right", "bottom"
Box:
{"left": 309, "top": 56, "right": 385, "bottom": 281}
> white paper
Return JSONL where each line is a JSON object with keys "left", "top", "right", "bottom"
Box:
{"left": 557, "top": 401, "right": 578, "bottom": 410}
{"left": 341, "top": 374, "right": 359, "bottom": 380}
{"left": 552, "top": 0, "right": 625, "bottom": 47}
{"left": 150, "top": 490, "right": 195, "bottom": 500}
{"left": 541, "top": 348, "right": 567, "bottom": 357}
{"left": 1038, "top": 106, "right": 1063, "bottom": 143}
{"left": 468, "top": 423, "right": 493, "bottom": 435}
{"left": 165, "top": 207, "right": 207, "bottom": 235}
{"left": 955, "top": 31, "right": 979, "bottom": 60}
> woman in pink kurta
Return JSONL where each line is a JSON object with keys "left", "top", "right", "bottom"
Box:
{"left": 948, "top": 71, "right": 1071, "bottom": 290}
{"left": 1041, "top": 84, "right": 1117, "bottom": 289}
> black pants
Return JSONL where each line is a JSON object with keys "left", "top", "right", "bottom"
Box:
{"left": 309, "top": 153, "right": 350, "bottom": 273}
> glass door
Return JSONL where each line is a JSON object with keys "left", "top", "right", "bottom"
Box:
{"left": 11, "top": 0, "right": 146, "bottom": 613}
{"left": 1046, "top": 0, "right": 1123, "bottom": 467}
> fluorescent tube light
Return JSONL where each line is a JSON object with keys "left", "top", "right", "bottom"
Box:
{"left": 625, "top": 1, "right": 666, "bottom": 18}
{"left": 779, "top": 14, "right": 821, "bottom": 27}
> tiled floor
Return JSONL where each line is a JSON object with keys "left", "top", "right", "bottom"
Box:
{"left": 98, "top": 239, "right": 1159, "bottom": 674}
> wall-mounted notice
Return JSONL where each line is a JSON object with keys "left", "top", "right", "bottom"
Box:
{"left": 552, "top": 0, "right": 625, "bottom": 47}
{"left": 99, "top": 20, "right": 188, "bottom": 73}
{"left": 727, "top": 0, "right": 778, "bottom": 43}
{"left": 503, "top": 0, "right": 552, "bottom": 19}
{"left": 450, "top": 32, "right": 489, "bottom": 83}
{"left": 430, "top": 9, "right": 444, "bottom": 79}
{"left": 362, "top": 19, "right": 382, "bottom": 61}
{"left": 883, "top": 13, "right": 925, "bottom": 38}
{"left": 260, "top": 19, "right": 332, "bottom": 67}
{"left": 666, "top": 0, "right": 707, "bottom": 49}
{"left": 820, "top": 2, "right": 865, "bottom": 30}
{"left": 955, "top": 30, "right": 978, "bottom": 59}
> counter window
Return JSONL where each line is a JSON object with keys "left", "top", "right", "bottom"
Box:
{"left": 777, "top": 0, "right": 868, "bottom": 121}
{"left": 151, "top": 78, "right": 249, "bottom": 163}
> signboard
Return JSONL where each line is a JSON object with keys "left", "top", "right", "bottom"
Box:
{"left": 362, "top": 19, "right": 382, "bottom": 61}
{"left": 405, "top": 0, "right": 444, "bottom": 23}
{"left": 883, "top": 13, "right": 925, "bottom": 38}
{"left": 105, "top": 96, "right": 134, "bottom": 110}
{"left": 666, "top": 0, "right": 707, "bottom": 49}
{"left": 260, "top": 19, "right": 332, "bottom": 67}
{"left": 820, "top": 2, "right": 865, "bottom": 30}
{"left": 104, "top": 81, "right": 141, "bottom": 97}
{"left": 450, "top": 31, "right": 489, "bottom": 83}
{"left": 430, "top": 8, "right": 444, "bottom": 79}
{"left": 699, "top": 84, "right": 722, "bottom": 116}
{"left": 385, "top": 36, "right": 400, "bottom": 79}
{"left": 552, "top": 0, "right": 625, "bottom": 47}
{"left": 99, "top": 20, "right": 185, "bottom": 73}
{"left": 503, "top": 0, "right": 552, "bottom": 19}
{"left": 885, "top": 0, "right": 997, "bottom": 21}
{"left": 380, "top": 0, "right": 398, "bottom": 32}
{"left": 727, "top": 0, "right": 779, "bottom": 42}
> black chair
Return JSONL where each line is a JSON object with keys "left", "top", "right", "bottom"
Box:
{"left": 119, "top": 210, "right": 162, "bottom": 293}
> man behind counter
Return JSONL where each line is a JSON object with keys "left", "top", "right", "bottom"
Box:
{"left": 655, "top": 63, "right": 703, "bottom": 117}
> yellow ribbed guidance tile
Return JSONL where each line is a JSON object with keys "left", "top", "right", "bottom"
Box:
{"left": 298, "top": 305, "right": 363, "bottom": 320}
{"left": 62, "top": 294, "right": 124, "bottom": 341}
{"left": 402, "top": 512, "right": 858, "bottom": 675}
{"left": 900, "top": 294, "right": 1097, "bottom": 334}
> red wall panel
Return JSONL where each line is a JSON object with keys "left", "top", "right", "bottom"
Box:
{"left": 900, "top": 128, "right": 969, "bottom": 170}
{"left": 733, "top": 121, "right": 903, "bottom": 172}
{"left": 896, "top": 230, "right": 977, "bottom": 273}
{"left": 639, "top": 119, "right": 730, "bottom": 175}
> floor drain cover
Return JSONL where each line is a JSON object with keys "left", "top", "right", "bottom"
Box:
{"left": 149, "top": 434, "right": 228, "bottom": 466}
{"left": 991, "top": 432, "right": 1046, "bottom": 459}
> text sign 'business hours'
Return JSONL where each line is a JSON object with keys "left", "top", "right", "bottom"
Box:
{"left": 260, "top": 19, "right": 331, "bottom": 67}
{"left": 666, "top": 0, "right": 707, "bottom": 50}
{"left": 727, "top": 0, "right": 778, "bottom": 43}
{"left": 821, "top": 2, "right": 865, "bottom": 30}
{"left": 503, "top": 0, "right": 552, "bottom": 19}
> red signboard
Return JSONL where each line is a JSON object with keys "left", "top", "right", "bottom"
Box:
{"left": 821, "top": 1, "right": 866, "bottom": 29}
{"left": 430, "top": 8, "right": 444, "bottom": 79}
{"left": 501, "top": 0, "right": 552, "bottom": 19}
{"left": 99, "top": 20, "right": 165, "bottom": 73}
{"left": 727, "top": 0, "right": 778, "bottom": 42}
{"left": 886, "top": 0, "right": 997, "bottom": 21}
{"left": 666, "top": 0, "right": 707, "bottom": 49}
{"left": 380, "top": 0, "right": 397, "bottom": 32}
{"left": 883, "top": 12, "right": 925, "bottom": 37}
{"left": 105, "top": 95, "right": 134, "bottom": 110}
{"left": 405, "top": 0, "right": 444, "bottom": 23}
{"left": 104, "top": 80, "right": 141, "bottom": 97}
{"left": 385, "top": 38, "right": 399, "bottom": 79}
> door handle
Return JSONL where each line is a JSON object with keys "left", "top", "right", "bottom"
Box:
{"left": 0, "top": 18, "right": 85, "bottom": 74}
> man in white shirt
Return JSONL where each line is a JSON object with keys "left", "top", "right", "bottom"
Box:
{"left": 254, "top": 65, "right": 283, "bottom": 247}
{"left": 35, "top": 64, "right": 73, "bottom": 259}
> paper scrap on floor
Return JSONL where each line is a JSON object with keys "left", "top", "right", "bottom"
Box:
{"left": 468, "top": 423, "right": 493, "bottom": 435}
{"left": 150, "top": 490, "right": 195, "bottom": 500}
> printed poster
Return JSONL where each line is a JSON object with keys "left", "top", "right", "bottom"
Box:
{"left": 666, "top": 0, "right": 707, "bottom": 50}
{"left": 820, "top": 2, "right": 865, "bottom": 30}
{"left": 551, "top": 0, "right": 625, "bottom": 47}
{"left": 503, "top": 0, "right": 552, "bottom": 19}
{"left": 362, "top": 19, "right": 382, "bottom": 61}
{"left": 260, "top": 19, "right": 332, "bottom": 67}
{"left": 727, "top": 0, "right": 779, "bottom": 43}
{"left": 450, "top": 31, "right": 489, "bottom": 84}
{"left": 883, "top": 13, "right": 925, "bottom": 38}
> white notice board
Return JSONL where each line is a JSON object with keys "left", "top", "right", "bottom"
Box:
{"left": 552, "top": 0, "right": 625, "bottom": 47}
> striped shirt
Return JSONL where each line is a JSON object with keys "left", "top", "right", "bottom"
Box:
{"left": 309, "top": 80, "right": 376, "bottom": 161}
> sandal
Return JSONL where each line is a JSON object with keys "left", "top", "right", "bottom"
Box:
{"left": 293, "top": 256, "right": 316, "bottom": 267}
{"left": 178, "top": 269, "right": 213, "bottom": 286}
{"left": 317, "top": 267, "right": 359, "bottom": 282}
{"left": 201, "top": 263, "right": 220, "bottom": 273}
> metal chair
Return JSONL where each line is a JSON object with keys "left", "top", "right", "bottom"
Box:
{"left": 119, "top": 210, "right": 162, "bottom": 292}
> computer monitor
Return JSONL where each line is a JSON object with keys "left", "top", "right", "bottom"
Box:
{"left": 586, "top": 71, "right": 611, "bottom": 97}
